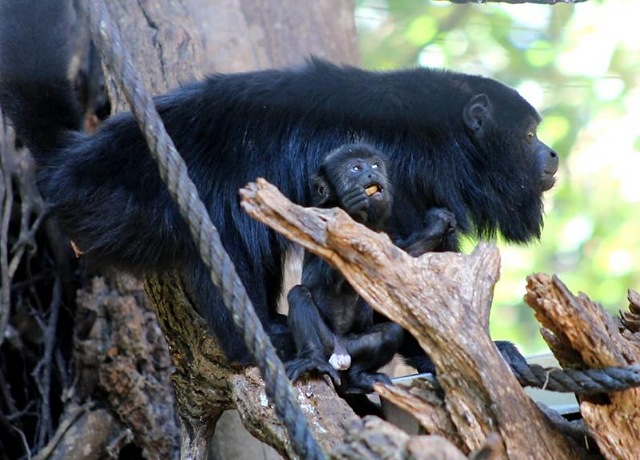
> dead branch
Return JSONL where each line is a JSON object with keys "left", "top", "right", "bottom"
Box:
{"left": 0, "top": 114, "right": 13, "bottom": 347}
{"left": 525, "top": 274, "right": 640, "bottom": 459}
{"left": 147, "top": 272, "right": 453, "bottom": 459}
{"left": 239, "top": 178, "right": 585, "bottom": 458}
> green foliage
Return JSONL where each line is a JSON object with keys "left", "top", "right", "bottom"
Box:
{"left": 356, "top": 0, "right": 640, "bottom": 354}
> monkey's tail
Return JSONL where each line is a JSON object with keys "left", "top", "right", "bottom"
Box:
{"left": 0, "top": 0, "right": 83, "bottom": 157}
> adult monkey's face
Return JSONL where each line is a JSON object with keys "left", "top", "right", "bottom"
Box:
{"left": 536, "top": 139, "right": 559, "bottom": 192}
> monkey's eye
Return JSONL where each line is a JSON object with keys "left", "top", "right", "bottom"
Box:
{"left": 351, "top": 164, "right": 362, "bottom": 172}
{"left": 526, "top": 132, "right": 535, "bottom": 141}
{"left": 372, "top": 162, "right": 380, "bottom": 169}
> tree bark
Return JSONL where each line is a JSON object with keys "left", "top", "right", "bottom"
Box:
{"left": 184, "top": 0, "right": 358, "bottom": 74}
{"left": 99, "top": 0, "right": 204, "bottom": 110}
{"left": 34, "top": 2, "right": 207, "bottom": 458}
{"left": 331, "top": 417, "right": 468, "bottom": 460}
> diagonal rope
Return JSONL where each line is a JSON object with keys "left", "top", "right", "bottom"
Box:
{"left": 80, "top": 2, "right": 325, "bottom": 459}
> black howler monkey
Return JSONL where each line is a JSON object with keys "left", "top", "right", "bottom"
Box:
{"left": 286, "top": 144, "right": 402, "bottom": 392}
{"left": 0, "top": 0, "right": 559, "bottom": 369}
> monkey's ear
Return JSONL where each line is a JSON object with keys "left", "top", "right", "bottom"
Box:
{"left": 312, "top": 176, "right": 331, "bottom": 206}
{"left": 463, "top": 94, "right": 492, "bottom": 137}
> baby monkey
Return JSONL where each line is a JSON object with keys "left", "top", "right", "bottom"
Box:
{"left": 286, "top": 143, "right": 456, "bottom": 392}
{"left": 286, "top": 143, "right": 399, "bottom": 392}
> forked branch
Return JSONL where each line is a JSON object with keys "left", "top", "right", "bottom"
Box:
{"left": 240, "top": 178, "right": 582, "bottom": 458}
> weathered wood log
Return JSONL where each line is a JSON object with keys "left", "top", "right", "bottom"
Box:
{"left": 239, "top": 178, "right": 585, "bottom": 459}
{"left": 525, "top": 275, "right": 640, "bottom": 459}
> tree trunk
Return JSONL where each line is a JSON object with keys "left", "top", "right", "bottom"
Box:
{"left": 184, "top": 0, "right": 359, "bottom": 73}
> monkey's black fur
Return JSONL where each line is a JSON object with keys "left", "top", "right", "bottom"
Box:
{"left": 0, "top": 0, "right": 558, "bottom": 365}
{"left": 286, "top": 144, "right": 405, "bottom": 392}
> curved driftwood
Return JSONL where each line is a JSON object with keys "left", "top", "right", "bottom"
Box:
{"left": 239, "top": 178, "right": 584, "bottom": 459}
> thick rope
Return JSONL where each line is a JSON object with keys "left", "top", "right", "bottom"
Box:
{"left": 80, "top": 2, "right": 325, "bottom": 459}
{"left": 419, "top": 362, "right": 640, "bottom": 395}
{"left": 510, "top": 362, "right": 640, "bottom": 394}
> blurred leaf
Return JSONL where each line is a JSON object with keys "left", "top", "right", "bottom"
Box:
{"left": 406, "top": 15, "right": 438, "bottom": 45}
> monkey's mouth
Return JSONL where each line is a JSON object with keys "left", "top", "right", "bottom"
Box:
{"left": 365, "top": 183, "right": 383, "bottom": 197}
{"left": 540, "top": 173, "right": 556, "bottom": 192}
